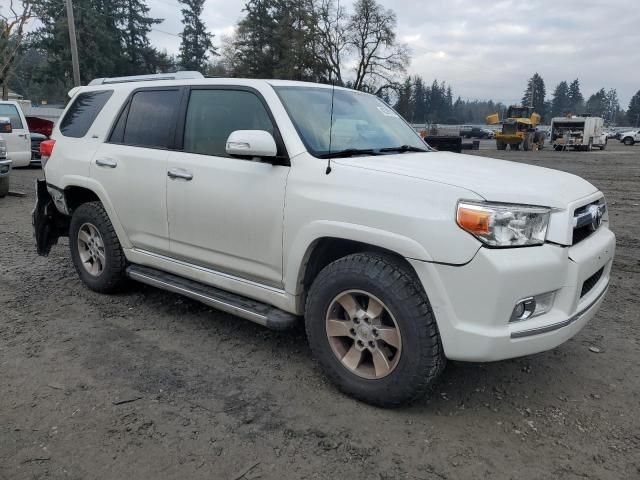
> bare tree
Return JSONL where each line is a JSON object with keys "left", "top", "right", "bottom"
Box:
{"left": 0, "top": 0, "right": 33, "bottom": 100}
{"left": 315, "top": 0, "right": 349, "bottom": 85}
{"left": 348, "top": 0, "right": 409, "bottom": 94}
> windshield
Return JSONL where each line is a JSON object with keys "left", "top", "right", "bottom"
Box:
{"left": 274, "top": 86, "right": 428, "bottom": 157}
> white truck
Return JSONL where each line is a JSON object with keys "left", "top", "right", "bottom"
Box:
{"left": 0, "top": 100, "right": 31, "bottom": 166}
{"left": 550, "top": 116, "right": 607, "bottom": 151}
{"left": 33, "top": 73, "right": 615, "bottom": 406}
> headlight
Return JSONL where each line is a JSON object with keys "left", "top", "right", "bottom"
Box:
{"left": 456, "top": 201, "right": 551, "bottom": 247}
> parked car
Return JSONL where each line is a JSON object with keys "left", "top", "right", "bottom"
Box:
{"left": 34, "top": 73, "right": 616, "bottom": 407}
{"left": 0, "top": 137, "right": 10, "bottom": 197}
{"left": 30, "top": 132, "right": 48, "bottom": 164}
{"left": 619, "top": 130, "right": 640, "bottom": 145}
{"left": 459, "top": 125, "right": 493, "bottom": 139}
{"left": 0, "top": 101, "right": 31, "bottom": 167}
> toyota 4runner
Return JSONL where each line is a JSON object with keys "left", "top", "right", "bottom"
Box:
{"left": 34, "top": 72, "right": 615, "bottom": 407}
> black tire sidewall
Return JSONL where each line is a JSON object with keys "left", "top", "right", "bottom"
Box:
{"left": 305, "top": 254, "right": 442, "bottom": 406}
{"left": 69, "top": 202, "right": 126, "bottom": 293}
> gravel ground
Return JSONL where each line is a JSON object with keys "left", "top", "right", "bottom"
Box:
{"left": 1, "top": 142, "right": 639, "bottom": 480}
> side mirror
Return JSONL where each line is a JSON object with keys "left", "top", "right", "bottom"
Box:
{"left": 0, "top": 118, "right": 12, "bottom": 134}
{"left": 226, "top": 130, "right": 277, "bottom": 159}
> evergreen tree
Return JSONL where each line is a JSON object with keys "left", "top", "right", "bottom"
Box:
{"left": 550, "top": 81, "right": 569, "bottom": 118}
{"left": 627, "top": 90, "right": 640, "bottom": 128}
{"left": 178, "top": 0, "right": 215, "bottom": 72}
{"left": 567, "top": 79, "right": 584, "bottom": 114}
{"left": 32, "top": 0, "right": 126, "bottom": 92}
{"left": 120, "top": 0, "right": 162, "bottom": 73}
{"left": 411, "top": 76, "right": 426, "bottom": 123}
{"left": 393, "top": 77, "right": 412, "bottom": 120}
{"left": 521, "top": 73, "right": 546, "bottom": 118}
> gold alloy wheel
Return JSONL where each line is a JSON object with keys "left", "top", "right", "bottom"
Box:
{"left": 325, "top": 290, "right": 402, "bottom": 379}
{"left": 77, "top": 222, "right": 106, "bottom": 277}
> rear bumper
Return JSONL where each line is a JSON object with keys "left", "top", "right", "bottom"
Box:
{"left": 410, "top": 226, "right": 615, "bottom": 362}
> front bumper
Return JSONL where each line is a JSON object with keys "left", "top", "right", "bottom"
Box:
{"left": 410, "top": 226, "right": 615, "bottom": 362}
{"left": 0, "top": 159, "right": 11, "bottom": 177}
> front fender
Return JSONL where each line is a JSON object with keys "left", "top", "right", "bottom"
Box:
{"left": 283, "top": 220, "right": 433, "bottom": 295}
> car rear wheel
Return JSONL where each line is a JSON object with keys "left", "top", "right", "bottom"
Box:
{"left": 69, "top": 201, "right": 127, "bottom": 293}
{"left": 305, "top": 252, "right": 445, "bottom": 407}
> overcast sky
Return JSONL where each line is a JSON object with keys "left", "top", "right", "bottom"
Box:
{"left": 148, "top": 0, "right": 639, "bottom": 106}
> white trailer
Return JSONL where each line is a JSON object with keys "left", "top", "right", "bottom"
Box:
{"left": 550, "top": 116, "right": 607, "bottom": 151}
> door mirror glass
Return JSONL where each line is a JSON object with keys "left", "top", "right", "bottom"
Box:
{"left": 0, "top": 117, "right": 12, "bottom": 134}
{"left": 226, "top": 130, "right": 277, "bottom": 158}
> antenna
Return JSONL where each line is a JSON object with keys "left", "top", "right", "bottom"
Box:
{"left": 325, "top": 0, "right": 340, "bottom": 175}
{"left": 326, "top": 83, "right": 335, "bottom": 174}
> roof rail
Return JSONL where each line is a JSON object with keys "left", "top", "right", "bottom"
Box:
{"left": 88, "top": 71, "right": 204, "bottom": 86}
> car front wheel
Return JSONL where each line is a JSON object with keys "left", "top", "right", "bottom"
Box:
{"left": 623, "top": 137, "right": 635, "bottom": 146}
{"left": 305, "top": 252, "right": 445, "bottom": 407}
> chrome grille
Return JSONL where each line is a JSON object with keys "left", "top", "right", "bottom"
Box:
{"left": 572, "top": 198, "right": 606, "bottom": 245}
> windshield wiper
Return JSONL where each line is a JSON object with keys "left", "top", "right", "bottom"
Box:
{"left": 378, "top": 145, "right": 429, "bottom": 153}
{"left": 319, "top": 148, "right": 381, "bottom": 159}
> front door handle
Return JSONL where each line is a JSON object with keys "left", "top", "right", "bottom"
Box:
{"left": 167, "top": 168, "right": 193, "bottom": 181}
{"left": 96, "top": 158, "right": 117, "bottom": 168}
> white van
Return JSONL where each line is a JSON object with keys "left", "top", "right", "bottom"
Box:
{"left": 0, "top": 100, "right": 31, "bottom": 167}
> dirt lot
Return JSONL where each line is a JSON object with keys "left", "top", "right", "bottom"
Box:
{"left": 1, "top": 142, "right": 639, "bottom": 480}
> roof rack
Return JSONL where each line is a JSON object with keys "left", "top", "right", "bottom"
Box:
{"left": 88, "top": 71, "right": 204, "bottom": 86}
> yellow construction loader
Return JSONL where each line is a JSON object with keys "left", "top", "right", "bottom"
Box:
{"left": 486, "top": 106, "right": 545, "bottom": 151}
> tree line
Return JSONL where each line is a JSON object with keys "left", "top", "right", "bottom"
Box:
{"left": 1, "top": 0, "right": 639, "bottom": 126}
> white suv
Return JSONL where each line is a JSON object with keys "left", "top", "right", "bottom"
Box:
{"left": 34, "top": 73, "right": 615, "bottom": 406}
{"left": 620, "top": 130, "right": 640, "bottom": 145}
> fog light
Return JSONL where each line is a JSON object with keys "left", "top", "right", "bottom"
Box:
{"left": 511, "top": 297, "right": 536, "bottom": 322}
{"left": 510, "top": 291, "right": 556, "bottom": 323}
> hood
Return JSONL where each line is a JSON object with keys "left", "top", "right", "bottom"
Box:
{"left": 334, "top": 151, "right": 598, "bottom": 208}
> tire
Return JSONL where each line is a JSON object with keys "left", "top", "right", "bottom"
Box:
{"left": 69, "top": 201, "right": 127, "bottom": 293}
{"left": 305, "top": 252, "right": 445, "bottom": 407}
{"left": 0, "top": 176, "right": 8, "bottom": 198}
{"left": 510, "top": 142, "right": 520, "bottom": 150}
{"left": 496, "top": 140, "right": 507, "bottom": 150}
{"left": 623, "top": 137, "right": 634, "bottom": 146}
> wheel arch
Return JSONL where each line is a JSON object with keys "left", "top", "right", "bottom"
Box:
{"left": 62, "top": 179, "right": 132, "bottom": 250}
{"left": 290, "top": 233, "right": 428, "bottom": 314}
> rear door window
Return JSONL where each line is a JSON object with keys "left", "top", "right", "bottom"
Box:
{"left": 182, "top": 89, "right": 274, "bottom": 157}
{"left": 59, "top": 90, "right": 113, "bottom": 138}
{"left": 111, "top": 89, "right": 181, "bottom": 149}
{"left": 0, "top": 104, "right": 24, "bottom": 129}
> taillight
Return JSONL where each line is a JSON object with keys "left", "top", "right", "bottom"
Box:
{"left": 40, "top": 139, "right": 55, "bottom": 157}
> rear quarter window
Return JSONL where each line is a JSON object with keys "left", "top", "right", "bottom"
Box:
{"left": 60, "top": 90, "right": 113, "bottom": 138}
{"left": 109, "top": 89, "right": 180, "bottom": 149}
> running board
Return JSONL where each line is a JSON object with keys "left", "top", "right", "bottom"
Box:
{"left": 126, "top": 265, "right": 298, "bottom": 330}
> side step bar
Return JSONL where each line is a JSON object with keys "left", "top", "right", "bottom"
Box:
{"left": 126, "top": 265, "right": 298, "bottom": 330}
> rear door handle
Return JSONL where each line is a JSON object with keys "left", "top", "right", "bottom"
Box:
{"left": 96, "top": 158, "right": 117, "bottom": 168}
{"left": 167, "top": 168, "right": 193, "bottom": 181}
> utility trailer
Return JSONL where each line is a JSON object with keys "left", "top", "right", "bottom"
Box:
{"left": 550, "top": 116, "right": 607, "bottom": 151}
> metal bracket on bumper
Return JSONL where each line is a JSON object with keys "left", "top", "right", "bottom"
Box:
{"left": 32, "top": 179, "right": 69, "bottom": 256}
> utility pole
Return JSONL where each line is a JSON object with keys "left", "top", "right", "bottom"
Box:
{"left": 64, "top": 0, "right": 81, "bottom": 86}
